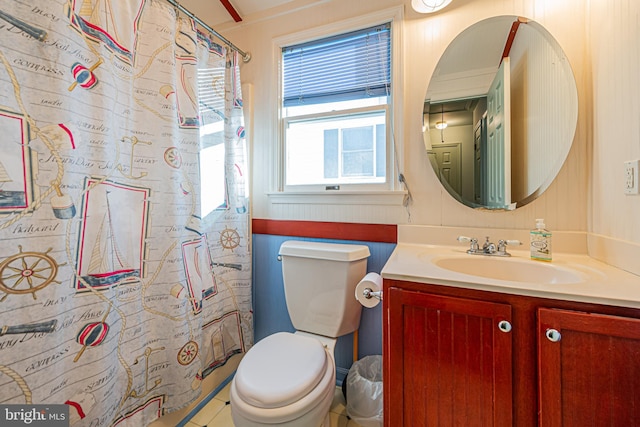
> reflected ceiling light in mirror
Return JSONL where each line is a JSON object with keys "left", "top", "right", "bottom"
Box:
{"left": 411, "top": 0, "right": 453, "bottom": 13}
{"left": 437, "top": 105, "right": 446, "bottom": 142}
{"left": 435, "top": 121, "right": 447, "bottom": 130}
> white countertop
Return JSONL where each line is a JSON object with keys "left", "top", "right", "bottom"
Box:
{"left": 381, "top": 243, "right": 640, "bottom": 309}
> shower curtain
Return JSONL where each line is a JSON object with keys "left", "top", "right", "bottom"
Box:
{"left": 0, "top": 1, "right": 252, "bottom": 425}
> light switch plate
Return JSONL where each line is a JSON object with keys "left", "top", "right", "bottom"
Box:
{"left": 624, "top": 160, "right": 640, "bottom": 194}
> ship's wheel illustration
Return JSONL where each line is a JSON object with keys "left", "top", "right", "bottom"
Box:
{"left": 177, "top": 340, "right": 198, "bottom": 365}
{"left": 0, "top": 246, "right": 64, "bottom": 302}
{"left": 219, "top": 227, "right": 241, "bottom": 250}
{"left": 0, "top": 365, "right": 32, "bottom": 404}
{"left": 163, "top": 147, "right": 182, "bottom": 169}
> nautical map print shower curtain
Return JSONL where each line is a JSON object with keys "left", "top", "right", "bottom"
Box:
{"left": 0, "top": 1, "right": 252, "bottom": 425}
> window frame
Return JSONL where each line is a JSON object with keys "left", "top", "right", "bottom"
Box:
{"left": 269, "top": 7, "right": 405, "bottom": 204}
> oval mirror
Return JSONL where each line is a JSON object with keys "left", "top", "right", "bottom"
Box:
{"left": 424, "top": 16, "right": 578, "bottom": 210}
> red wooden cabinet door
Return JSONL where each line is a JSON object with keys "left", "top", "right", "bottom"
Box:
{"left": 538, "top": 308, "right": 640, "bottom": 427}
{"left": 385, "top": 287, "right": 513, "bottom": 427}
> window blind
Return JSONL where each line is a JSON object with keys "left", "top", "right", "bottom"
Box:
{"left": 282, "top": 23, "right": 391, "bottom": 107}
{"left": 198, "top": 67, "right": 225, "bottom": 120}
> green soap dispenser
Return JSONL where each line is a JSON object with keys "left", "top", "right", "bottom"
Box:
{"left": 530, "top": 219, "right": 552, "bottom": 261}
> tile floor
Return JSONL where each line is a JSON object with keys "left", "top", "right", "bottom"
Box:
{"left": 183, "top": 382, "right": 364, "bottom": 427}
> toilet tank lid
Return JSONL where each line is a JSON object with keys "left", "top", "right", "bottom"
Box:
{"left": 279, "top": 240, "right": 370, "bottom": 262}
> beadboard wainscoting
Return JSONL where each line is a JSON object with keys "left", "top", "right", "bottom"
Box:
{"left": 252, "top": 220, "right": 396, "bottom": 383}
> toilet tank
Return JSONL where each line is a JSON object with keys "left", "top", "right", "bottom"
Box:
{"left": 279, "top": 240, "right": 370, "bottom": 338}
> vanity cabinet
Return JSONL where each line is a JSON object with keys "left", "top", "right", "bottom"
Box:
{"left": 538, "top": 308, "right": 640, "bottom": 426}
{"left": 383, "top": 279, "right": 640, "bottom": 427}
{"left": 385, "top": 286, "right": 513, "bottom": 426}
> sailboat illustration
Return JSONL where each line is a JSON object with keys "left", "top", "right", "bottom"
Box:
{"left": 0, "top": 161, "right": 10, "bottom": 189}
{"left": 0, "top": 160, "right": 26, "bottom": 208}
{"left": 67, "top": 0, "right": 144, "bottom": 64}
{"left": 182, "top": 236, "right": 217, "bottom": 313}
{"left": 79, "top": 0, "right": 119, "bottom": 36}
{"left": 81, "top": 190, "right": 140, "bottom": 288}
{"left": 202, "top": 322, "right": 242, "bottom": 378}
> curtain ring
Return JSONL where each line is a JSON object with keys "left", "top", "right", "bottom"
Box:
{"left": 173, "top": 1, "right": 180, "bottom": 19}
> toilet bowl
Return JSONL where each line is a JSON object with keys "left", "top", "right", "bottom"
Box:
{"left": 230, "top": 241, "right": 370, "bottom": 427}
{"left": 230, "top": 332, "right": 336, "bottom": 426}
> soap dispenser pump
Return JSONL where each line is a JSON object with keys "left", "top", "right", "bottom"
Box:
{"left": 530, "top": 219, "right": 552, "bottom": 261}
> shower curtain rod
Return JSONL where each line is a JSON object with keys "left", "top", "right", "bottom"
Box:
{"left": 165, "top": 0, "right": 251, "bottom": 62}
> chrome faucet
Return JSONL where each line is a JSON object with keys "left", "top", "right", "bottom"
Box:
{"left": 482, "top": 237, "right": 497, "bottom": 254}
{"left": 457, "top": 236, "right": 521, "bottom": 257}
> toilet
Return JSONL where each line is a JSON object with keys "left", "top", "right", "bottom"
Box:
{"left": 230, "top": 240, "right": 370, "bottom": 427}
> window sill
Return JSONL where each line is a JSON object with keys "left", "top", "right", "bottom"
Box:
{"left": 267, "top": 190, "right": 407, "bottom": 206}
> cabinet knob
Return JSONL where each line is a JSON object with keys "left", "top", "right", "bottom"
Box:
{"left": 497, "top": 320, "right": 512, "bottom": 333}
{"left": 545, "top": 328, "right": 561, "bottom": 342}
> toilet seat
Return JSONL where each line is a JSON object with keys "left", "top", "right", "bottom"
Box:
{"left": 234, "top": 332, "right": 328, "bottom": 408}
{"left": 231, "top": 332, "right": 336, "bottom": 424}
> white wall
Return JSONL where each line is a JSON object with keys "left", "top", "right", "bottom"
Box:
{"left": 214, "top": 0, "right": 590, "bottom": 233}
{"left": 589, "top": 0, "right": 640, "bottom": 244}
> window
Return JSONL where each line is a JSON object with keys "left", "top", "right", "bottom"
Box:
{"left": 198, "top": 64, "right": 227, "bottom": 218}
{"left": 281, "top": 23, "right": 392, "bottom": 191}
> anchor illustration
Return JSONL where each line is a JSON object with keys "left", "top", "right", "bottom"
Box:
{"left": 117, "top": 136, "right": 151, "bottom": 179}
{"left": 129, "top": 346, "right": 165, "bottom": 399}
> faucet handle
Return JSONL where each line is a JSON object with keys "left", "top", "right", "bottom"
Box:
{"left": 457, "top": 236, "right": 479, "bottom": 253}
{"left": 497, "top": 239, "right": 522, "bottom": 253}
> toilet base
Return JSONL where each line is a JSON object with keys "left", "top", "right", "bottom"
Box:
{"left": 320, "top": 412, "right": 330, "bottom": 427}
{"left": 230, "top": 377, "right": 334, "bottom": 427}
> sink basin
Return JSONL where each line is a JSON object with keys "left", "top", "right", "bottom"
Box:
{"left": 433, "top": 256, "right": 584, "bottom": 285}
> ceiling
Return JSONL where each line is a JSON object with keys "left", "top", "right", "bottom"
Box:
{"left": 179, "top": 0, "right": 298, "bottom": 27}
{"left": 426, "top": 98, "right": 483, "bottom": 128}
{"left": 425, "top": 16, "right": 521, "bottom": 128}
{"left": 430, "top": 17, "right": 513, "bottom": 80}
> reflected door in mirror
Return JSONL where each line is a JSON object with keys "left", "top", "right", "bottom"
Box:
{"left": 485, "top": 57, "right": 511, "bottom": 209}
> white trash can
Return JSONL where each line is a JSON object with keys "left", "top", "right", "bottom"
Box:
{"left": 345, "top": 355, "right": 383, "bottom": 427}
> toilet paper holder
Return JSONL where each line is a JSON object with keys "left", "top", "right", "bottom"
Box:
{"left": 362, "top": 287, "right": 383, "bottom": 301}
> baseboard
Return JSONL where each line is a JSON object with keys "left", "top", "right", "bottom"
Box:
{"left": 149, "top": 353, "right": 242, "bottom": 427}
{"left": 336, "top": 366, "right": 349, "bottom": 386}
{"left": 176, "top": 373, "right": 236, "bottom": 427}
